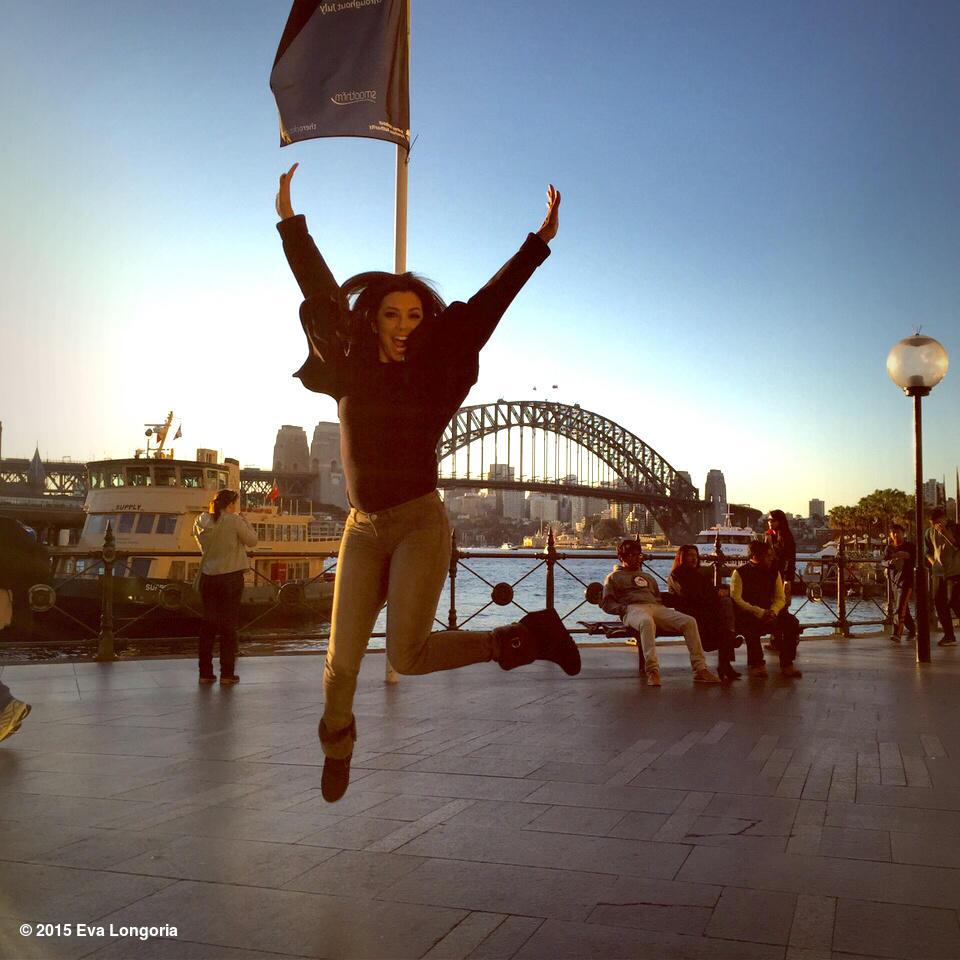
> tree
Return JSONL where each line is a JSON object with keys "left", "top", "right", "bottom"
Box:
{"left": 593, "top": 517, "right": 624, "bottom": 542}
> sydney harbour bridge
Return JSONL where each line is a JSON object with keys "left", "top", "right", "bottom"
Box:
{"left": 1, "top": 401, "right": 758, "bottom": 544}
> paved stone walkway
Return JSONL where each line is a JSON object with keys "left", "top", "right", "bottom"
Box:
{"left": 1, "top": 636, "right": 960, "bottom": 959}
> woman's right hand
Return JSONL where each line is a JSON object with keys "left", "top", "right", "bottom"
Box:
{"left": 276, "top": 162, "right": 299, "bottom": 220}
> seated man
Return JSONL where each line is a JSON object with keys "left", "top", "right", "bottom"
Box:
{"left": 600, "top": 539, "right": 720, "bottom": 687}
{"left": 730, "top": 539, "right": 802, "bottom": 679}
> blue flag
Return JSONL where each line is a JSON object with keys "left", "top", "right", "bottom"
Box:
{"left": 271, "top": 0, "right": 410, "bottom": 149}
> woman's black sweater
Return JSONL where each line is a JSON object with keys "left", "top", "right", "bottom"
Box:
{"left": 277, "top": 215, "right": 550, "bottom": 512}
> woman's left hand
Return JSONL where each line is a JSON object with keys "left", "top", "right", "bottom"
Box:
{"left": 536, "top": 184, "right": 561, "bottom": 244}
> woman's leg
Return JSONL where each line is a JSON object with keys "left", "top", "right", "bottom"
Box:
{"left": 218, "top": 572, "right": 244, "bottom": 677}
{"left": 321, "top": 513, "right": 390, "bottom": 758}
{"left": 384, "top": 501, "right": 496, "bottom": 674}
{"left": 197, "top": 575, "right": 217, "bottom": 679}
{"left": 623, "top": 605, "right": 658, "bottom": 671}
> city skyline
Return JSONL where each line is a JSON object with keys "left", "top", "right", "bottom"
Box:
{"left": 2, "top": 2, "right": 958, "bottom": 518}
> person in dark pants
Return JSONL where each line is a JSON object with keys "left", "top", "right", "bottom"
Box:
{"left": 193, "top": 490, "right": 257, "bottom": 684}
{"left": 667, "top": 545, "right": 739, "bottom": 681}
{"left": 730, "top": 539, "right": 802, "bottom": 679}
{"left": 884, "top": 523, "right": 915, "bottom": 642}
{"left": 0, "top": 517, "right": 51, "bottom": 641}
{"left": 925, "top": 508, "right": 960, "bottom": 646}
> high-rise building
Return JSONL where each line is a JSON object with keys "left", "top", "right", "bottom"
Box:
{"left": 704, "top": 469, "right": 727, "bottom": 524}
{"left": 488, "top": 463, "right": 523, "bottom": 519}
{"left": 527, "top": 494, "right": 559, "bottom": 523}
{"left": 272, "top": 425, "right": 309, "bottom": 473}
{"left": 923, "top": 479, "right": 945, "bottom": 507}
{"left": 809, "top": 499, "right": 825, "bottom": 520}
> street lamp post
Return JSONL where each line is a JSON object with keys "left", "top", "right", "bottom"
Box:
{"left": 886, "top": 335, "right": 950, "bottom": 664}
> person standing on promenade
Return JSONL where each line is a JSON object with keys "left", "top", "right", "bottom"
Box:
{"left": 884, "top": 523, "right": 916, "bottom": 642}
{"left": 600, "top": 539, "right": 720, "bottom": 687}
{"left": 924, "top": 508, "right": 960, "bottom": 646}
{"left": 275, "top": 164, "right": 580, "bottom": 803}
{"left": 730, "top": 539, "right": 802, "bottom": 678}
{"left": 193, "top": 489, "right": 257, "bottom": 685}
{"left": 667, "top": 545, "right": 739, "bottom": 681}
{"left": 763, "top": 509, "right": 797, "bottom": 653}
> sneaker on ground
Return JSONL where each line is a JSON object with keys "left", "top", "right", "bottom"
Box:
{"left": 0, "top": 699, "right": 31, "bottom": 742}
{"left": 645, "top": 668, "right": 661, "bottom": 687}
{"left": 198, "top": 675, "right": 216, "bottom": 684}
{"left": 747, "top": 665, "right": 769, "bottom": 679}
{"left": 693, "top": 667, "right": 721, "bottom": 684}
{"left": 780, "top": 665, "right": 803, "bottom": 678}
{"left": 219, "top": 675, "right": 240, "bottom": 685}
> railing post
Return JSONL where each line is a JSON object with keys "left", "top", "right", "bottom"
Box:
{"left": 545, "top": 528, "right": 556, "bottom": 610}
{"left": 447, "top": 528, "right": 458, "bottom": 629}
{"left": 97, "top": 523, "right": 116, "bottom": 661}
{"left": 713, "top": 529, "right": 724, "bottom": 588}
{"left": 836, "top": 534, "right": 850, "bottom": 637}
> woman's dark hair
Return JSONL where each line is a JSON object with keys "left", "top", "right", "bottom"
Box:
{"left": 339, "top": 271, "right": 446, "bottom": 360}
{"left": 211, "top": 489, "right": 239, "bottom": 521}
{"left": 670, "top": 544, "right": 700, "bottom": 576}
{"left": 767, "top": 509, "right": 795, "bottom": 547}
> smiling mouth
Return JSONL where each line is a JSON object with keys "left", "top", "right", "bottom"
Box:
{"left": 392, "top": 337, "right": 408, "bottom": 352}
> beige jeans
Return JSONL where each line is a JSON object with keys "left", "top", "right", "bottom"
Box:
{"left": 622, "top": 602, "right": 707, "bottom": 672}
{"left": 322, "top": 491, "right": 495, "bottom": 758}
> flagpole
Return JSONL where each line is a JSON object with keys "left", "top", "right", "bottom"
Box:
{"left": 394, "top": 0, "right": 411, "bottom": 274}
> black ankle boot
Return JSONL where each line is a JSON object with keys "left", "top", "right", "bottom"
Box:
{"left": 493, "top": 609, "right": 581, "bottom": 676}
{"left": 318, "top": 716, "right": 356, "bottom": 803}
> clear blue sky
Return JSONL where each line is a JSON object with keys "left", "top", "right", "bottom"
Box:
{"left": 1, "top": 0, "right": 957, "bottom": 516}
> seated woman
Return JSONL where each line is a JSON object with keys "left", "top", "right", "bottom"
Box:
{"left": 667, "top": 545, "right": 740, "bottom": 682}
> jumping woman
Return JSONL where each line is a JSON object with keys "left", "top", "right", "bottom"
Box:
{"left": 276, "top": 164, "right": 580, "bottom": 802}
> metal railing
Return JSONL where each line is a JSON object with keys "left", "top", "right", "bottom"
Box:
{"left": 8, "top": 527, "right": 924, "bottom": 661}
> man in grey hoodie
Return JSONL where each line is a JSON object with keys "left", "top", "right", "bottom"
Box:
{"left": 601, "top": 539, "right": 719, "bottom": 687}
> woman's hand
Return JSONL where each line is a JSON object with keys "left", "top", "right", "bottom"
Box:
{"left": 536, "top": 184, "right": 561, "bottom": 244}
{"left": 276, "top": 162, "right": 299, "bottom": 220}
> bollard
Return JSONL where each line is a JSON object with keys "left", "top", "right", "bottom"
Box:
{"left": 97, "top": 523, "right": 117, "bottom": 661}
{"left": 836, "top": 534, "right": 850, "bottom": 637}
{"left": 447, "top": 528, "right": 458, "bottom": 629}
{"left": 545, "top": 528, "right": 556, "bottom": 610}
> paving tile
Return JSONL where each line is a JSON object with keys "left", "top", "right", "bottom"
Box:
{"left": 523, "top": 780, "right": 685, "bottom": 814}
{"left": 890, "top": 831, "right": 960, "bottom": 868}
{"left": 397, "top": 822, "right": 691, "bottom": 879}
{"left": 298, "top": 814, "right": 409, "bottom": 850}
{"left": 524, "top": 760, "right": 611, "bottom": 783}
{"left": 524, "top": 804, "right": 626, "bottom": 836}
{"left": 352, "top": 769, "right": 544, "bottom": 802}
{"left": 283, "top": 848, "right": 426, "bottom": 898}
{"left": 97, "top": 878, "right": 466, "bottom": 959}
{"left": 789, "top": 894, "right": 836, "bottom": 951}
{"left": 467, "top": 916, "right": 543, "bottom": 959}
{"left": 588, "top": 901, "right": 713, "bottom": 936}
{"left": 514, "top": 917, "right": 785, "bottom": 959}
{"left": 824, "top": 800, "right": 960, "bottom": 836}
{"left": 444, "top": 799, "right": 550, "bottom": 830}
{"left": 381, "top": 856, "right": 617, "bottom": 920}
{"left": 423, "top": 912, "right": 507, "bottom": 960}
{"left": 833, "top": 898, "right": 960, "bottom": 959}
{"left": 816, "top": 826, "right": 891, "bottom": 862}
{"left": 706, "top": 887, "right": 797, "bottom": 945}
{"left": 83, "top": 938, "right": 307, "bottom": 959}
{"left": 607, "top": 810, "right": 672, "bottom": 839}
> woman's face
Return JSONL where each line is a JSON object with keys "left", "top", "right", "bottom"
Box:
{"left": 682, "top": 548, "right": 699, "bottom": 569}
{"left": 767, "top": 516, "right": 779, "bottom": 533}
{"left": 374, "top": 291, "right": 423, "bottom": 362}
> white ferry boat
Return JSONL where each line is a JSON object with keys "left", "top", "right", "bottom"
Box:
{"left": 694, "top": 520, "right": 756, "bottom": 559}
{"left": 53, "top": 415, "right": 340, "bottom": 635}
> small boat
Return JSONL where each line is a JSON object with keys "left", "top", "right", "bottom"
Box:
{"left": 694, "top": 518, "right": 756, "bottom": 559}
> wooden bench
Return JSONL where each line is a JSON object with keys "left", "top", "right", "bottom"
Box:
{"left": 578, "top": 620, "right": 681, "bottom": 675}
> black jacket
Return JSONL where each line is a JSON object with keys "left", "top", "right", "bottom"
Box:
{"left": 278, "top": 216, "right": 550, "bottom": 512}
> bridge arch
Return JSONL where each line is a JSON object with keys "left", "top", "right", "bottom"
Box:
{"left": 437, "top": 400, "right": 703, "bottom": 540}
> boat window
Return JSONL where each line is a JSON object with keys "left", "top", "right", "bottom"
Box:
{"left": 203, "top": 469, "right": 220, "bottom": 491}
{"left": 135, "top": 513, "right": 156, "bottom": 534}
{"left": 155, "top": 466, "right": 177, "bottom": 487}
{"left": 181, "top": 469, "right": 203, "bottom": 488}
{"left": 127, "top": 467, "right": 152, "bottom": 486}
{"left": 89, "top": 470, "right": 104, "bottom": 489}
{"left": 106, "top": 470, "right": 124, "bottom": 487}
{"left": 117, "top": 514, "right": 136, "bottom": 534}
{"left": 218, "top": 471, "right": 228, "bottom": 489}
{"left": 169, "top": 560, "right": 186, "bottom": 581}
{"left": 129, "top": 558, "right": 152, "bottom": 578}
{"left": 156, "top": 514, "right": 178, "bottom": 535}
{"left": 283, "top": 524, "right": 291, "bottom": 542}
